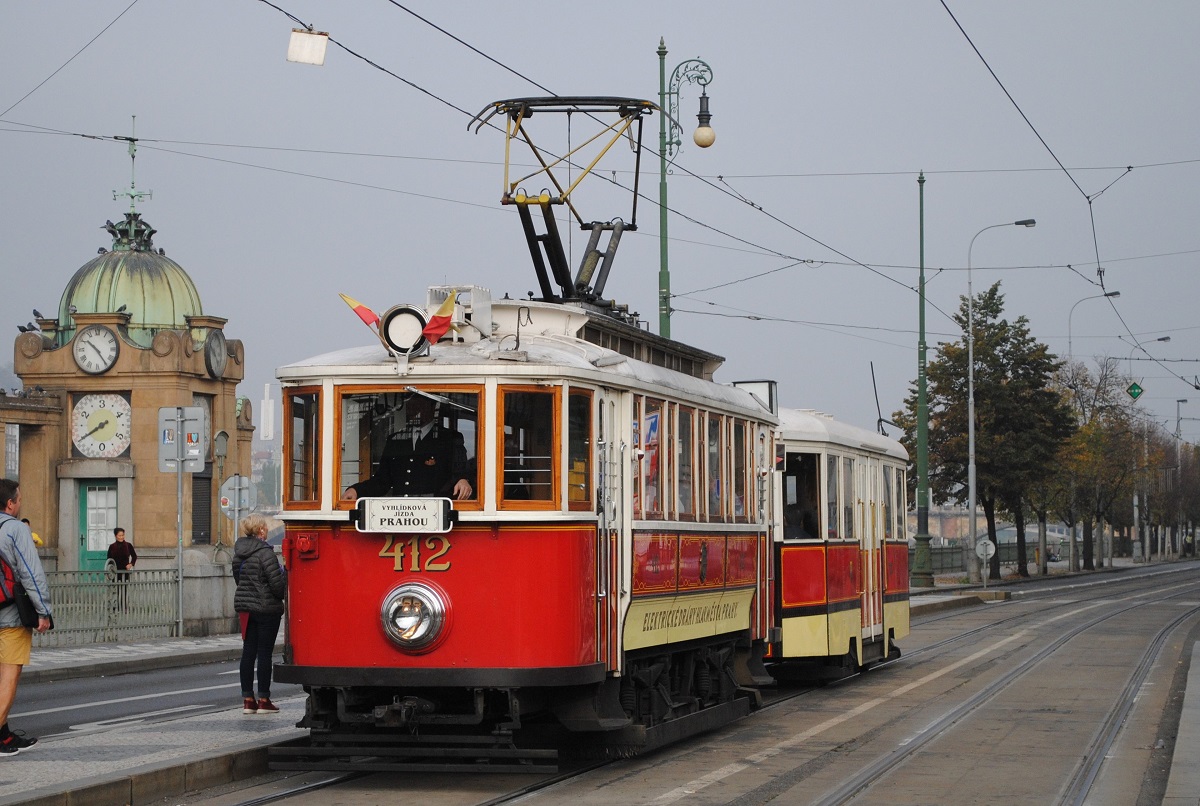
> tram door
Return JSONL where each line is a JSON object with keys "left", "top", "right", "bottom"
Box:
{"left": 595, "top": 391, "right": 624, "bottom": 672}
{"left": 860, "top": 457, "right": 884, "bottom": 642}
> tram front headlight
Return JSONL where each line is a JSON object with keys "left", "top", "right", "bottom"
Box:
{"left": 381, "top": 583, "right": 446, "bottom": 651}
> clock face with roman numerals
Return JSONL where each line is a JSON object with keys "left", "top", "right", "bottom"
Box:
{"left": 72, "top": 325, "right": 120, "bottom": 374}
{"left": 71, "top": 393, "right": 132, "bottom": 459}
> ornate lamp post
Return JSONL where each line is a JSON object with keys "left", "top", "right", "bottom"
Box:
{"left": 658, "top": 39, "right": 715, "bottom": 338}
{"left": 966, "top": 219, "right": 1035, "bottom": 582}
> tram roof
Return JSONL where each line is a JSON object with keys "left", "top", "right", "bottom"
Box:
{"left": 776, "top": 407, "right": 907, "bottom": 461}
{"left": 278, "top": 335, "right": 774, "bottom": 420}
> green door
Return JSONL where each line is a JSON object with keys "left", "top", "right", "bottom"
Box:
{"left": 79, "top": 481, "right": 118, "bottom": 571}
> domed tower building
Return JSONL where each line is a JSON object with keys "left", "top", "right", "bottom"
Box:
{"left": 11, "top": 204, "right": 250, "bottom": 634}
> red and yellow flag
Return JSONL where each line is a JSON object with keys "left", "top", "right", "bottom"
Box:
{"left": 338, "top": 293, "right": 379, "bottom": 327}
{"left": 422, "top": 290, "right": 457, "bottom": 345}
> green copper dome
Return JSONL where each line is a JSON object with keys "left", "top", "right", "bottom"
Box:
{"left": 57, "top": 212, "right": 203, "bottom": 349}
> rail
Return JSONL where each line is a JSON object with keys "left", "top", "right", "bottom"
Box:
{"left": 32, "top": 568, "right": 179, "bottom": 647}
{"left": 908, "top": 542, "right": 1034, "bottom": 576}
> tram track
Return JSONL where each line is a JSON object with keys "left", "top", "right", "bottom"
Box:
{"left": 196, "top": 567, "right": 1200, "bottom": 806}
{"left": 810, "top": 583, "right": 1200, "bottom": 805}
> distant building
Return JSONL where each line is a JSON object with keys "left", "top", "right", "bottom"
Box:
{"left": 0, "top": 208, "right": 251, "bottom": 633}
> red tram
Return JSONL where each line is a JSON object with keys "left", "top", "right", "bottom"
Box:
{"left": 270, "top": 98, "right": 908, "bottom": 770}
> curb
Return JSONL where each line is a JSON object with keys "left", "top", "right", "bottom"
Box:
{"left": 22, "top": 647, "right": 244, "bottom": 685}
{"left": 10, "top": 742, "right": 275, "bottom": 806}
{"left": 909, "top": 597, "right": 984, "bottom": 617}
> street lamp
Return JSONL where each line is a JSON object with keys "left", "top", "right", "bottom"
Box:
{"left": 966, "top": 218, "right": 1035, "bottom": 582}
{"left": 1067, "top": 291, "right": 1121, "bottom": 360}
{"left": 658, "top": 38, "right": 715, "bottom": 338}
{"left": 1121, "top": 334, "right": 1171, "bottom": 379}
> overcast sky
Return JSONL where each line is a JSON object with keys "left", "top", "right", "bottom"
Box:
{"left": 3, "top": 2, "right": 1197, "bottom": 445}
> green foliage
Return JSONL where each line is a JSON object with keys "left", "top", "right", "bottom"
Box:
{"left": 894, "top": 282, "right": 1076, "bottom": 577}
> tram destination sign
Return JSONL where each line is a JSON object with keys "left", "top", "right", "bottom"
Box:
{"left": 354, "top": 497, "right": 455, "bottom": 533}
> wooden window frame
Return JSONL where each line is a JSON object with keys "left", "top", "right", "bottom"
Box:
{"left": 675, "top": 405, "right": 697, "bottom": 521}
{"left": 498, "top": 385, "right": 561, "bottom": 511}
{"left": 283, "top": 386, "right": 321, "bottom": 511}
{"left": 567, "top": 388, "right": 593, "bottom": 512}
{"left": 332, "top": 384, "right": 485, "bottom": 512}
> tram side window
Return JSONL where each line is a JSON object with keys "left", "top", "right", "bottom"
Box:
{"left": 502, "top": 388, "right": 556, "bottom": 506}
{"left": 893, "top": 466, "right": 907, "bottom": 541}
{"left": 843, "top": 457, "right": 856, "bottom": 541}
{"left": 676, "top": 407, "right": 695, "bottom": 518}
{"left": 641, "top": 398, "right": 664, "bottom": 517}
{"left": 732, "top": 419, "right": 748, "bottom": 519}
{"left": 338, "top": 389, "right": 479, "bottom": 503}
{"left": 883, "top": 466, "right": 894, "bottom": 541}
{"left": 286, "top": 391, "right": 320, "bottom": 505}
{"left": 567, "top": 390, "right": 592, "bottom": 510}
{"left": 784, "top": 452, "right": 820, "bottom": 539}
{"left": 706, "top": 413, "right": 724, "bottom": 521}
{"left": 826, "top": 455, "right": 840, "bottom": 539}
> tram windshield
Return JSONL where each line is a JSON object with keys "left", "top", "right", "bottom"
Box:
{"left": 338, "top": 388, "right": 480, "bottom": 503}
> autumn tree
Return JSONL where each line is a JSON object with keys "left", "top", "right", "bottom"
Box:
{"left": 895, "top": 282, "right": 1074, "bottom": 580}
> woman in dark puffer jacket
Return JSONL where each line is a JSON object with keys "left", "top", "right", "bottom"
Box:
{"left": 233, "top": 515, "right": 286, "bottom": 714}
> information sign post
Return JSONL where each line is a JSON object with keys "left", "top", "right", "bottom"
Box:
{"left": 220, "top": 474, "right": 254, "bottom": 546}
{"left": 975, "top": 539, "right": 996, "bottom": 590}
{"left": 159, "top": 406, "right": 205, "bottom": 636}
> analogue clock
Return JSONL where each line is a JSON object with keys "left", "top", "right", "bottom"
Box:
{"left": 204, "top": 330, "right": 228, "bottom": 378}
{"left": 72, "top": 325, "right": 120, "bottom": 374}
{"left": 71, "top": 393, "right": 132, "bottom": 459}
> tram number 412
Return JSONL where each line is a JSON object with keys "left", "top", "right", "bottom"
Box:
{"left": 379, "top": 534, "right": 451, "bottom": 572}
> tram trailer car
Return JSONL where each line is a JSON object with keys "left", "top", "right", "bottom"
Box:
{"left": 273, "top": 287, "right": 781, "bottom": 767}
{"left": 770, "top": 408, "right": 909, "bottom": 675}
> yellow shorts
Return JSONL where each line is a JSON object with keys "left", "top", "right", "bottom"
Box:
{"left": 0, "top": 628, "right": 32, "bottom": 666}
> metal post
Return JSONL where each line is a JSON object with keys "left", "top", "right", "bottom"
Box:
{"left": 966, "top": 219, "right": 1035, "bottom": 583}
{"left": 911, "top": 173, "right": 933, "bottom": 587}
{"left": 175, "top": 407, "right": 185, "bottom": 637}
{"left": 656, "top": 40, "right": 714, "bottom": 339}
{"left": 657, "top": 40, "right": 670, "bottom": 338}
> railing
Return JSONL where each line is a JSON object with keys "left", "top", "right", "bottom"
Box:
{"left": 32, "top": 569, "right": 179, "bottom": 648}
{"left": 909, "top": 542, "right": 1028, "bottom": 577}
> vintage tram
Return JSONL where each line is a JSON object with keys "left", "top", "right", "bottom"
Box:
{"left": 769, "top": 408, "right": 909, "bottom": 673}
{"left": 269, "top": 97, "right": 908, "bottom": 771}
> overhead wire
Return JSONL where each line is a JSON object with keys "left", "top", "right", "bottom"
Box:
{"left": 0, "top": 0, "right": 141, "bottom": 119}
{"left": 5, "top": 2, "right": 1189, "bottom": 370}
{"left": 369, "top": 0, "right": 929, "bottom": 302}
{"left": 938, "top": 1, "right": 1195, "bottom": 392}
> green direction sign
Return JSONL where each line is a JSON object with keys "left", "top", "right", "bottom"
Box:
{"left": 1127, "top": 382, "right": 1144, "bottom": 400}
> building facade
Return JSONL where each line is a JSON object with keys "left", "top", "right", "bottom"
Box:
{"left": 4, "top": 210, "right": 251, "bottom": 598}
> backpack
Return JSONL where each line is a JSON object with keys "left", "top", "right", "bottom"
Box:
{"left": 0, "top": 517, "right": 18, "bottom": 606}
{"left": 0, "top": 557, "right": 16, "bottom": 607}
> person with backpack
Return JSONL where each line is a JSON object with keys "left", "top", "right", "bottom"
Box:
{"left": 233, "top": 514, "right": 286, "bottom": 715}
{"left": 0, "top": 479, "right": 51, "bottom": 756}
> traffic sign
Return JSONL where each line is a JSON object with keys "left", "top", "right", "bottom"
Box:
{"left": 975, "top": 539, "right": 996, "bottom": 561}
{"left": 158, "top": 407, "right": 205, "bottom": 472}
{"left": 1126, "top": 382, "right": 1143, "bottom": 400}
{"left": 220, "top": 475, "right": 254, "bottom": 519}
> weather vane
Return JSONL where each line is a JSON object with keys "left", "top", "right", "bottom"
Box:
{"left": 113, "top": 115, "right": 152, "bottom": 213}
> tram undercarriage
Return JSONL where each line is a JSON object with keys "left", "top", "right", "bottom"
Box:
{"left": 271, "top": 635, "right": 770, "bottom": 771}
